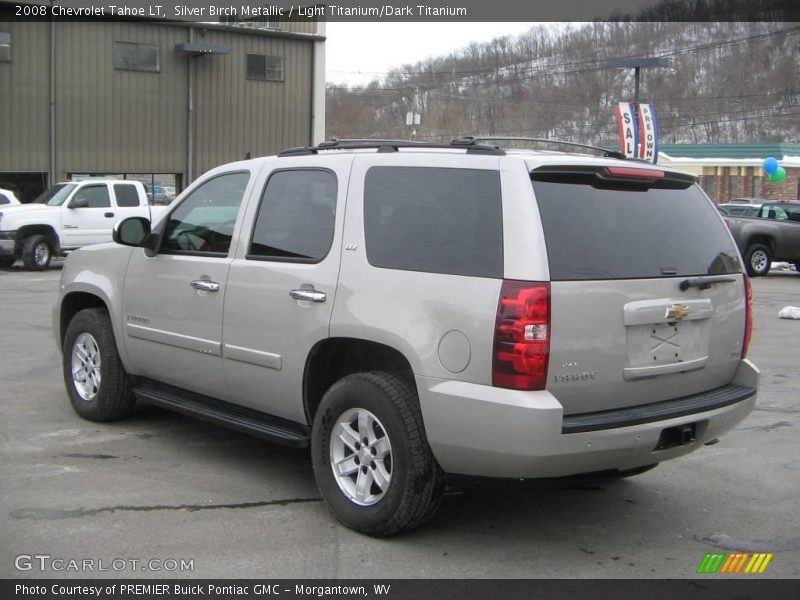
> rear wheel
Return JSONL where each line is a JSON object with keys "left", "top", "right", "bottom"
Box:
{"left": 745, "top": 244, "right": 771, "bottom": 277}
{"left": 0, "top": 256, "right": 14, "bottom": 268}
{"left": 311, "top": 372, "right": 444, "bottom": 536}
{"left": 62, "top": 308, "right": 135, "bottom": 422}
{"left": 22, "top": 234, "right": 52, "bottom": 271}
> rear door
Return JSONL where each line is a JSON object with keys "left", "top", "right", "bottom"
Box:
{"left": 531, "top": 165, "right": 746, "bottom": 415}
{"left": 767, "top": 204, "right": 800, "bottom": 261}
{"left": 111, "top": 182, "right": 149, "bottom": 223}
{"left": 221, "top": 156, "right": 350, "bottom": 423}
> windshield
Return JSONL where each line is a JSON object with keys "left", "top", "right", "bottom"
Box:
{"left": 38, "top": 184, "right": 78, "bottom": 206}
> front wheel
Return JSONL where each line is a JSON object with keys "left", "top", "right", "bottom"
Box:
{"left": 22, "top": 234, "right": 52, "bottom": 271}
{"left": 311, "top": 372, "right": 444, "bottom": 536}
{"left": 62, "top": 308, "right": 136, "bottom": 422}
{"left": 745, "top": 244, "right": 771, "bottom": 277}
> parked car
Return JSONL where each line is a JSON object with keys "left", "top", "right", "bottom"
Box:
{"left": 0, "top": 188, "right": 20, "bottom": 206}
{"left": 55, "top": 138, "right": 758, "bottom": 536}
{"left": 143, "top": 183, "right": 170, "bottom": 205}
{"left": 724, "top": 200, "right": 800, "bottom": 276}
{"left": 0, "top": 180, "right": 167, "bottom": 270}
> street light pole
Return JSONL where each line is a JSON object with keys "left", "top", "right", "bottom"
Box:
{"left": 605, "top": 57, "right": 670, "bottom": 104}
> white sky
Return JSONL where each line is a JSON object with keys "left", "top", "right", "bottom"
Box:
{"left": 325, "top": 22, "right": 547, "bottom": 85}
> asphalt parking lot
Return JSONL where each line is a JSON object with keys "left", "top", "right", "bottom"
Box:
{"left": 1, "top": 262, "right": 798, "bottom": 579}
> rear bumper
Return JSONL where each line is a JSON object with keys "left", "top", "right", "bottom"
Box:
{"left": 417, "top": 359, "right": 758, "bottom": 478}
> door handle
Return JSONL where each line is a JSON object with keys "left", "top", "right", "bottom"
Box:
{"left": 191, "top": 280, "right": 220, "bottom": 292}
{"left": 104, "top": 212, "right": 114, "bottom": 218}
{"left": 289, "top": 288, "right": 326, "bottom": 303}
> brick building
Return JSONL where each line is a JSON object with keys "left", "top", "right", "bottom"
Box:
{"left": 659, "top": 144, "right": 800, "bottom": 203}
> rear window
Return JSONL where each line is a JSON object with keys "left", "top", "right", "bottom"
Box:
{"left": 364, "top": 167, "right": 503, "bottom": 278}
{"left": 532, "top": 175, "right": 741, "bottom": 280}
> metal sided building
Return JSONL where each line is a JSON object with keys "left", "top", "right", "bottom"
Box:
{"left": 0, "top": 8, "right": 326, "bottom": 203}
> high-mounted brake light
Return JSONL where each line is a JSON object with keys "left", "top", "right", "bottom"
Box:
{"left": 492, "top": 281, "right": 550, "bottom": 390}
{"left": 742, "top": 275, "right": 753, "bottom": 359}
{"left": 603, "top": 166, "right": 665, "bottom": 180}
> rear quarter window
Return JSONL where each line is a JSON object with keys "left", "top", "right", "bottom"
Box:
{"left": 532, "top": 175, "right": 741, "bottom": 280}
{"left": 114, "top": 184, "right": 141, "bottom": 207}
{"left": 364, "top": 166, "right": 503, "bottom": 278}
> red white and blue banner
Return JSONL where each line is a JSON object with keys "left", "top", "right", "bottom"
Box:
{"left": 636, "top": 103, "right": 658, "bottom": 164}
{"left": 614, "top": 102, "right": 639, "bottom": 159}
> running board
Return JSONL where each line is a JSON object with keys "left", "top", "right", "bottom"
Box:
{"left": 132, "top": 379, "right": 309, "bottom": 447}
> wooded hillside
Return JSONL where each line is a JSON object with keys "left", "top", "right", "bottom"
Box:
{"left": 326, "top": 22, "right": 799, "bottom": 146}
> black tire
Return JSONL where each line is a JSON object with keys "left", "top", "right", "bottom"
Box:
{"left": 22, "top": 234, "right": 52, "bottom": 271}
{"left": 793, "top": 262, "right": 800, "bottom": 273}
{"left": 62, "top": 308, "right": 135, "bottom": 422}
{"left": 0, "top": 256, "right": 14, "bottom": 268}
{"left": 744, "top": 243, "right": 771, "bottom": 277}
{"left": 311, "top": 372, "right": 444, "bottom": 536}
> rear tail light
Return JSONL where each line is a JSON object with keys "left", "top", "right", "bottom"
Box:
{"left": 742, "top": 275, "right": 753, "bottom": 358}
{"left": 492, "top": 281, "right": 550, "bottom": 390}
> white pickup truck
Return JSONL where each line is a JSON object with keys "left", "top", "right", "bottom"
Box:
{"left": 0, "top": 180, "right": 168, "bottom": 270}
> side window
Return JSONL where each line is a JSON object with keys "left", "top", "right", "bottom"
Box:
{"left": 364, "top": 167, "right": 503, "bottom": 278}
{"left": 114, "top": 184, "right": 141, "bottom": 207}
{"left": 785, "top": 206, "right": 800, "bottom": 223}
{"left": 162, "top": 172, "right": 249, "bottom": 256}
{"left": 248, "top": 170, "right": 337, "bottom": 262}
{"left": 72, "top": 185, "right": 111, "bottom": 208}
{"left": 773, "top": 206, "right": 788, "bottom": 220}
{"left": 0, "top": 192, "right": 9, "bottom": 205}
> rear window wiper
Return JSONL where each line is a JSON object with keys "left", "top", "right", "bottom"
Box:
{"left": 679, "top": 275, "right": 738, "bottom": 291}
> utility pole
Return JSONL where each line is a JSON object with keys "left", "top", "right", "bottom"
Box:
{"left": 406, "top": 87, "right": 421, "bottom": 140}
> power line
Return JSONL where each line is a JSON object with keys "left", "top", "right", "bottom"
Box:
{"left": 328, "top": 25, "right": 800, "bottom": 92}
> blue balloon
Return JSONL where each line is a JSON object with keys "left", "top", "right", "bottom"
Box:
{"left": 763, "top": 157, "right": 779, "bottom": 175}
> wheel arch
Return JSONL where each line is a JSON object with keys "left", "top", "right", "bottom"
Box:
{"left": 744, "top": 234, "right": 775, "bottom": 253}
{"left": 303, "top": 337, "right": 417, "bottom": 425}
{"left": 59, "top": 291, "right": 110, "bottom": 347}
{"left": 16, "top": 224, "right": 61, "bottom": 254}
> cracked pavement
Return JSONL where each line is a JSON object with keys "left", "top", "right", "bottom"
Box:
{"left": 1, "top": 264, "right": 798, "bottom": 578}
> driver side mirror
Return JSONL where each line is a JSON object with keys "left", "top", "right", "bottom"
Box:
{"left": 113, "top": 217, "right": 159, "bottom": 256}
{"left": 69, "top": 196, "right": 89, "bottom": 209}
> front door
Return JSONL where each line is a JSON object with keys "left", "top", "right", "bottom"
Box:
{"left": 61, "top": 183, "right": 115, "bottom": 247}
{"left": 121, "top": 170, "right": 253, "bottom": 401}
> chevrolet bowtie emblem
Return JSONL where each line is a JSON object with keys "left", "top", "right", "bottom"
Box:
{"left": 666, "top": 304, "right": 690, "bottom": 320}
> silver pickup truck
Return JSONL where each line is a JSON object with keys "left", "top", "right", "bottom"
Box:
{"left": 723, "top": 201, "right": 800, "bottom": 276}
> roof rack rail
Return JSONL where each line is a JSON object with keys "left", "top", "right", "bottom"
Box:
{"left": 278, "top": 137, "right": 506, "bottom": 157}
{"left": 456, "top": 136, "right": 627, "bottom": 160}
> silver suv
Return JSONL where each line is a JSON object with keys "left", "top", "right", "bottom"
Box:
{"left": 55, "top": 138, "right": 759, "bottom": 536}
